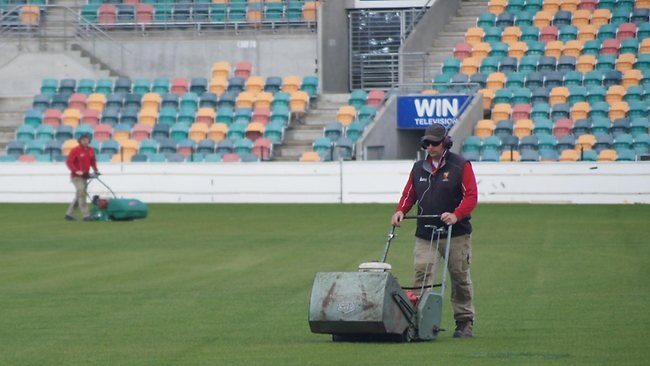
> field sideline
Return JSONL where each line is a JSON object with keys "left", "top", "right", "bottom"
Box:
{"left": 0, "top": 203, "right": 648, "bottom": 365}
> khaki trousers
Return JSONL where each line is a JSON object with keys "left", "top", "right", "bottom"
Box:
{"left": 66, "top": 176, "right": 90, "bottom": 218}
{"left": 413, "top": 234, "right": 475, "bottom": 322}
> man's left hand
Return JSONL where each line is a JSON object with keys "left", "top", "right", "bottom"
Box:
{"left": 441, "top": 212, "right": 458, "bottom": 225}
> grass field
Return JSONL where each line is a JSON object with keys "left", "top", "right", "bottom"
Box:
{"left": 0, "top": 203, "right": 648, "bottom": 365}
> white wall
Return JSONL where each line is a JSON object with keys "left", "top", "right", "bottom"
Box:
{"left": 1, "top": 161, "right": 649, "bottom": 204}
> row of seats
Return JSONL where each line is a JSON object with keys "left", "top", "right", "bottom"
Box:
{"left": 0, "top": 151, "right": 267, "bottom": 163}
{"left": 464, "top": 146, "right": 639, "bottom": 161}
{"left": 38, "top": 72, "right": 319, "bottom": 98}
{"left": 80, "top": 1, "right": 319, "bottom": 25}
{"left": 6, "top": 135, "right": 274, "bottom": 162}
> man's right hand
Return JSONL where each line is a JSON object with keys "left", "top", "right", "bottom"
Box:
{"left": 391, "top": 211, "right": 404, "bottom": 226}
{"left": 75, "top": 170, "right": 83, "bottom": 176}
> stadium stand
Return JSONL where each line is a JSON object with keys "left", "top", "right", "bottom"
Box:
{"left": 431, "top": 0, "right": 650, "bottom": 162}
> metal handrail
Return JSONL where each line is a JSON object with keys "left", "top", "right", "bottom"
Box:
{"left": 358, "top": 51, "right": 430, "bottom": 90}
{"left": 402, "top": 0, "right": 434, "bottom": 41}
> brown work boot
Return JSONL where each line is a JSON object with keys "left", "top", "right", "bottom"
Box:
{"left": 453, "top": 320, "right": 473, "bottom": 338}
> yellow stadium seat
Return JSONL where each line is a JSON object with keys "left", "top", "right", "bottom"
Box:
{"left": 471, "top": 42, "right": 491, "bottom": 59}
{"left": 545, "top": 40, "right": 564, "bottom": 58}
{"left": 254, "top": 92, "right": 274, "bottom": 109}
{"left": 571, "top": 102, "right": 590, "bottom": 120}
{"left": 591, "top": 9, "right": 611, "bottom": 27}
{"left": 492, "top": 103, "right": 512, "bottom": 121}
{"left": 139, "top": 108, "right": 158, "bottom": 128}
{"left": 606, "top": 85, "right": 626, "bottom": 104}
{"left": 300, "top": 151, "right": 321, "bottom": 162}
{"left": 640, "top": 39, "right": 650, "bottom": 54}
{"left": 62, "top": 108, "right": 81, "bottom": 128}
{"left": 577, "top": 24, "right": 597, "bottom": 42}
{"left": 576, "top": 54, "right": 596, "bottom": 73}
{"left": 209, "top": 77, "right": 228, "bottom": 96}
{"left": 576, "top": 134, "right": 597, "bottom": 150}
{"left": 211, "top": 61, "right": 231, "bottom": 80}
{"left": 513, "top": 119, "right": 534, "bottom": 138}
{"left": 195, "top": 107, "right": 216, "bottom": 125}
{"left": 62, "top": 139, "right": 79, "bottom": 155}
{"left": 638, "top": 0, "right": 650, "bottom": 9}
{"left": 609, "top": 101, "right": 629, "bottom": 120}
{"left": 486, "top": 72, "right": 506, "bottom": 90}
{"left": 501, "top": 26, "right": 521, "bottom": 43}
{"left": 597, "top": 149, "right": 617, "bottom": 162}
{"left": 488, "top": 0, "right": 507, "bottom": 14}
{"left": 236, "top": 91, "right": 255, "bottom": 109}
{"left": 560, "top": 0, "right": 579, "bottom": 12}
{"left": 86, "top": 93, "right": 106, "bottom": 112}
{"left": 465, "top": 27, "right": 485, "bottom": 45}
{"left": 282, "top": 75, "right": 302, "bottom": 93}
{"left": 119, "top": 139, "right": 139, "bottom": 157}
{"left": 460, "top": 57, "right": 480, "bottom": 75}
{"left": 474, "top": 119, "right": 495, "bottom": 139}
{"left": 508, "top": 41, "right": 528, "bottom": 60}
{"left": 622, "top": 69, "right": 642, "bottom": 88}
{"left": 616, "top": 54, "right": 636, "bottom": 72}
{"left": 141, "top": 93, "right": 161, "bottom": 111}
{"left": 208, "top": 123, "right": 228, "bottom": 142}
{"left": 549, "top": 86, "right": 569, "bottom": 105}
{"left": 534, "top": 10, "right": 554, "bottom": 27}
{"left": 542, "top": 0, "right": 560, "bottom": 12}
{"left": 20, "top": 5, "right": 39, "bottom": 26}
{"left": 421, "top": 89, "right": 438, "bottom": 95}
{"left": 245, "top": 122, "right": 266, "bottom": 141}
{"left": 571, "top": 9, "right": 591, "bottom": 26}
{"left": 113, "top": 129, "right": 130, "bottom": 144}
{"left": 562, "top": 40, "right": 583, "bottom": 57}
{"left": 245, "top": 76, "right": 265, "bottom": 95}
{"left": 303, "top": 1, "right": 320, "bottom": 22}
{"left": 479, "top": 88, "right": 495, "bottom": 111}
{"left": 559, "top": 149, "right": 579, "bottom": 161}
{"left": 500, "top": 150, "right": 521, "bottom": 161}
{"left": 336, "top": 105, "right": 357, "bottom": 126}
{"left": 189, "top": 122, "right": 209, "bottom": 142}
{"left": 289, "top": 91, "right": 310, "bottom": 115}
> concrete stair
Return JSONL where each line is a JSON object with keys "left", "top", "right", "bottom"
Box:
{"left": 402, "top": 0, "right": 489, "bottom": 85}
{"left": 0, "top": 96, "right": 35, "bottom": 151}
{"left": 273, "top": 93, "right": 348, "bottom": 161}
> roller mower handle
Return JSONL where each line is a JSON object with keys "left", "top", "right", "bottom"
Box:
{"left": 403, "top": 215, "right": 440, "bottom": 220}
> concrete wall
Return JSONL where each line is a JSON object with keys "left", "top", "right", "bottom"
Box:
{"left": 1, "top": 161, "right": 649, "bottom": 204}
{"left": 400, "top": 0, "right": 460, "bottom": 54}
{"left": 0, "top": 34, "right": 318, "bottom": 96}
{"left": 80, "top": 34, "right": 318, "bottom": 80}
{"left": 320, "top": 1, "right": 350, "bottom": 93}
{"left": 0, "top": 51, "right": 108, "bottom": 97}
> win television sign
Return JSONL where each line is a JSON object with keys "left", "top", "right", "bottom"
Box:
{"left": 396, "top": 95, "right": 472, "bottom": 129}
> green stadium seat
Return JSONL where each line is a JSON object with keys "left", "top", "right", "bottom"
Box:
{"left": 227, "top": 121, "right": 247, "bottom": 141}
{"left": 597, "top": 24, "right": 617, "bottom": 40}
{"left": 462, "top": 135, "right": 482, "bottom": 153}
{"left": 630, "top": 118, "right": 650, "bottom": 137}
{"left": 263, "top": 122, "right": 285, "bottom": 144}
{"left": 582, "top": 40, "right": 602, "bottom": 55}
{"left": 95, "top": 79, "right": 113, "bottom": 95}
{"left": 533, "top": 118, "right": 553, "bottom": 136}
{"left": 477, "top": 13, "right": 496, "bottom": 28}
{"left": 591, "top": 117, "right": 612, "bottom": 135}
{"left": 345, "top": 121, "right": 365, "bottom": 142}
{"left": 632, "top": 133, "right": 650, "bottom": 154}
{"left": 170, "top": 123, "right": 189, "bottom": 142}
{"left": 627, "top": 101, "right": 648, "bottom": 119}
{"left": 482, "top": 135, "right": 502, "bottom": 153}
{"left": 567, "top": 85, "right": 587, "bottom": 104}
{"left": 624, "top": 86, "right": 644, "bottom": 103}
{"left": 530, "top": 103, "right": 550, "bottom": 120}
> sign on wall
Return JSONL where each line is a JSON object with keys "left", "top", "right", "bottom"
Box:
{"left": 396, "top": 95, "right": 472, "bottom": 129}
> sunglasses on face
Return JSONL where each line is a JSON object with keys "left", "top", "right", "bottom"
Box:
{"left": 422, "top": 140, "right": 443, "bottom": 147}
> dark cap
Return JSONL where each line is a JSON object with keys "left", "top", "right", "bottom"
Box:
{"left": 422, "top": 124, "right": 447, "bottom": 142}
{"left": 77, "top": 133, "right": 92, "bottom": 141}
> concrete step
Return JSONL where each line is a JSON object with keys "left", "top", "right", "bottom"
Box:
{"left": 0, "top": 97, "right": 33, "bottom": 112}
{"left": 285, "top": 127, "right": 323, "bottom": 141}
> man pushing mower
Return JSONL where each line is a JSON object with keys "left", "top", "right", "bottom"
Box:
{"left": 64, "top": 133, "right": 99, "bottom": 221}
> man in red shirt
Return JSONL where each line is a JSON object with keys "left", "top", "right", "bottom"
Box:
{"left": 391, "top": 124, "right": 478, "bottom": 338}
{"left": 65, "top": 134, "right": 99, "bottom": 221}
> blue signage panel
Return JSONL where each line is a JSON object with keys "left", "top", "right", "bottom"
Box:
{"left": 396, "top": 95, "right": 472, "bottom": 129}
